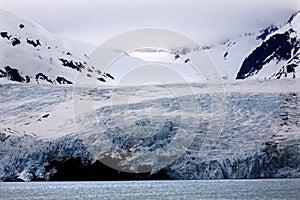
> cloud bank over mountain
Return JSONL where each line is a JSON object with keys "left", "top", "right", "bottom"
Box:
{"left": 0, "top": 0, "right": 299, "bottom": 46}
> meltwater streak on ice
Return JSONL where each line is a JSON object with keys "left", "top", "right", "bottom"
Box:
{"left": 1, "top": 179, "right": 299, "bottom": 200}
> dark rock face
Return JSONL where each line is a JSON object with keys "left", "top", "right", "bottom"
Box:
{"left": 0, "top": 31, "right": 20, "bottom": 46}
{"left": 223, "top": 51, "right": 228, "bottom": 59}
{"left": 97, "top": 77, "right": 106, "bottom": 82}
{"left": 11, "top": 38, "right": 20, "bottom": 46}
{"left": 237, "top": 30, "right": 299, "bottom": 79}
{"left": 59, "top": 58, "right": 84, "bottom": 72}
{"left": 26, "top": 39, "right": 41, "bottom": 47}
{"left": 3, "top": 66, "right": 25, "bottom": 82}
{"left": 56, "top": 76, "right": 73, "bottom": 84}
{"left": 0, "top": 68, "right": 75, "bottom": 84}
{"left": 0, "top": 31, "right": 11, "bottom": 39}
{"left": 0, "top": 69, "right": 7, "bottom": 78}
{"left": 25, "top": 76, "right": 30, "bottom": 83}
{"left": 104, "top": 73, "right": 114, "bottom": 80}
{"left": 35, "top": 73, "right": 53, "bottom": 84}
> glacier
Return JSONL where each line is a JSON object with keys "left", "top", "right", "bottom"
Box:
{"left": 0, "top": 79, "right": 299, "bottom": 181}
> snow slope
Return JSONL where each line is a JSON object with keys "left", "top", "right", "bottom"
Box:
{"left": 0, "top": 9, "right": 113, "bottom": 85}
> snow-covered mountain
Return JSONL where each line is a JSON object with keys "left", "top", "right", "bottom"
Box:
{"left": 231, "top": 11, "right": 300, "bottom": 80}
{"left": 129, "top": 11, "right": 300, "bottom": 81}
{"left": 209, "top": 11, "right": 300, "bottom": 80}
{"left": 1, "top": 9, "right": 298, "bottom": 85}
{"left": 0, "top": 9, "right": 113, "bottom": 84}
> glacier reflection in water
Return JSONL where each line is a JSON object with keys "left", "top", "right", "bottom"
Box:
{"left": 1, "top": 179, "right": 299, "bottom": 199}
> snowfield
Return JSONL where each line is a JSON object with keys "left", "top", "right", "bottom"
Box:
{"left": 0, "top": 79, "right": 299, "bottom": 181}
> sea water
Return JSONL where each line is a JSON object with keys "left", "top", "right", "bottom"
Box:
{"left": 1, "top": 179, "right": 299, "bottom": 199}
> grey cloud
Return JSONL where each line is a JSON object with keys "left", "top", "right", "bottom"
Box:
{"left": 0, "top": 0, "right": 299, "bottom": 45}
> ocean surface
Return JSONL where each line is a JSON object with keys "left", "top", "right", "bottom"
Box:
{"left": 1, "top": 179, "right": 299, "bottom": 199}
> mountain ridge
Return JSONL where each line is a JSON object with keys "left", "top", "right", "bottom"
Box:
{"left": 127, "top": 10, "right": 300, "bottom": 81}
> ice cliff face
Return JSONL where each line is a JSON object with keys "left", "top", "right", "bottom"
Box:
{"left": 166, "top": 92, "right": 300, "bottom": 179}
{"left": 0, "top": 133, "right": 91, "bottom": 181}
{"left": 0, "top": 9, "right": 113, "bottom": 84}
{"left": 0, "top": 80, "right": 299, "bottom": 181}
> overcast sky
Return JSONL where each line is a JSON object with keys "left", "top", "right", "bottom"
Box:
{"left": 1, "top": 0, "right": 299, "bottom": 46}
